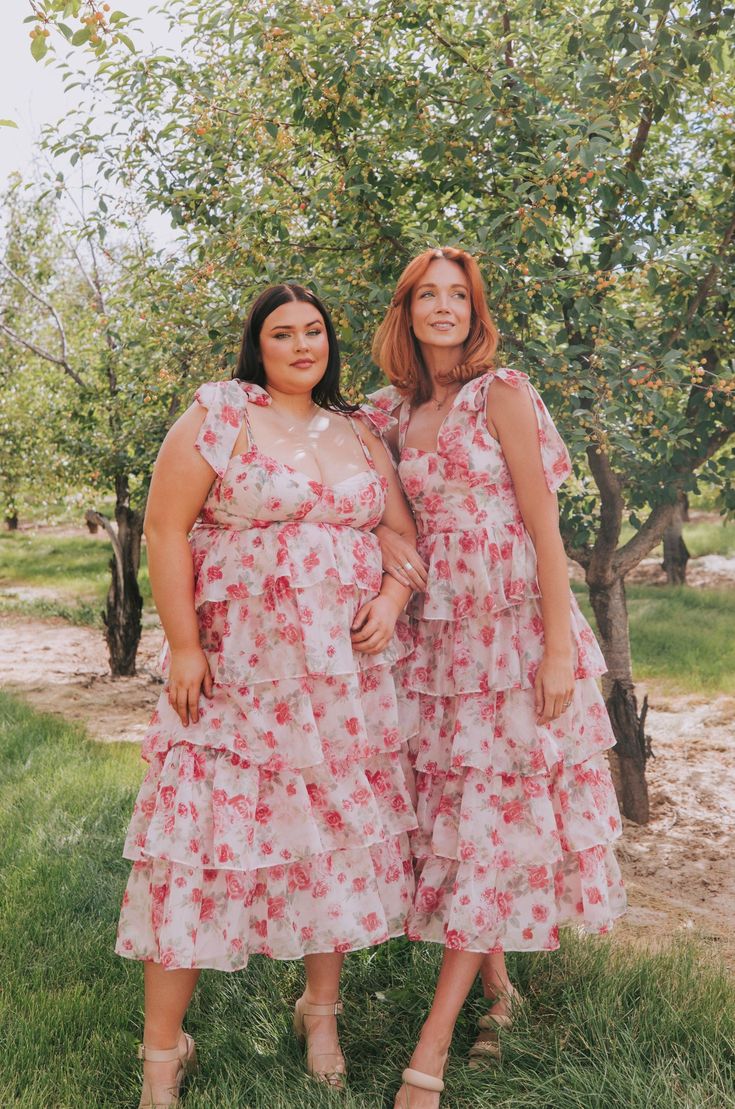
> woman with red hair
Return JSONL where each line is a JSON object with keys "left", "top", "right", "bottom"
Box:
{"left": 370, "top": 248, "right": 626, "bottom": 1108}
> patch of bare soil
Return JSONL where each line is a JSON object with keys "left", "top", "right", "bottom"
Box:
{"left": 567, "top": 552, "right": 735, "bottom": 588}
{"left": 1, "top": 613, "right": 733, "bottom": 967}
{"left": 0, "top": 614, "right": 163, "bottom": 744}
{"left": 614, "top": 692, "right": 735, "bottom": 969}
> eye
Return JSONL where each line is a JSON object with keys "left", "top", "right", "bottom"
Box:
{"left": 274, "top": 332, "right": 291, "bottom": 339}
{"left": 419, "top": 290, "right": 435, "bottom": 299}
{"left": 453, "top": 291, "right": 467, "bottom": 299}
{"left": 307, "top": 328, "right": 323, "bottom": 336}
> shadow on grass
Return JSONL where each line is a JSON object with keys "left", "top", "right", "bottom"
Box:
{"left": 1, "top": 694, "right": 733, "bottom": 1108}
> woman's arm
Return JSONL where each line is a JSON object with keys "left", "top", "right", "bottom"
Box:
{"left": 350, "top": 423, "right": 416, "bottom": 653}
{"left": 144, "top": 403, "right": 219, "bottom": 726}
{"left": 486, "top": 379, "right": 575, "bottom": 724}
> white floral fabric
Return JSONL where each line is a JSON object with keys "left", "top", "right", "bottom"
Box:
{"left": 369, "top": 368, "right": 626, "bottom": 952}
{"left": 116, "top": 380, "right": 417, "bottom": 971}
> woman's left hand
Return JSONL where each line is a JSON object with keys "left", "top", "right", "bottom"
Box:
{"left": 351, "top": 595, "right": 400, "bottom": 654}
{"left": 533, "top": 652, "right": 575, "bottom": 724}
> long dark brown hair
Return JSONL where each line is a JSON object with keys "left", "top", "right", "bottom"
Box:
{"left": 234, "top": 283, "right": 356, "bottom": 412}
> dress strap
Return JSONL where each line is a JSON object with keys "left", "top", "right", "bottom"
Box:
{"left": 193, "top": 379, "right": 268, "bottom": 478}
{"left": 397, "top": 399, "right": 411, "bottom": 452}
{"left": 346, "top": 411, "right": 379, "bottom": 472}
{"left": 466, "top": 367, "right": 572, "bottom": 492}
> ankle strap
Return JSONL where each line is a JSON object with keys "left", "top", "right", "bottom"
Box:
{"left": 298, "top": 997, "right": 344, "bottom": 1017}
{"left": 403, "top": 1068, "right": 445, "bottom": 1093}
{"left": 137, "top": 1042, "right": 183, "bottom": 1062}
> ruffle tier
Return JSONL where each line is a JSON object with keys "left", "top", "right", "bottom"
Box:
{"left": 191, "top": 520, "right": 382, "bottom": 608}
{"left": 409, "top": 523, "right": 539, "bottom": 622}
{"left": 117, "top": 838, "right": 414, "bottom": 971}
{"left": 407, "top": 842, "right": 626, "bottom": 952}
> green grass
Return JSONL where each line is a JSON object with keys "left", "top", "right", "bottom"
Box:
{"left": 0, "top": 532, "right": 151, "bottom": 626}
{"left": 1, "top": 693, "right": 733, "bottom": 1108}
{"left": 573, "top": 584, "right": 735, "bottom": 696}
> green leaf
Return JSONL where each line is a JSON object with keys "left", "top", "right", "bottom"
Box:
{"left": 0, "top": 119, "right": 18, "bottom": 129}
{"left": 71, "top": 27, "right": 90, "bottom": 46}
{"left": 116, "top": 33, "right": 136, "bottom": 53}
{"left": 30, "top": 35, "right": 48, "bottom": 60}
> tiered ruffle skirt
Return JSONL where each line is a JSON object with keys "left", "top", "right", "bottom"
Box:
{"left": 116, "top": 523, "right": 417, "bottom": 971}
{"left": 400, "top": 522, "right": 627, "bottom": 952}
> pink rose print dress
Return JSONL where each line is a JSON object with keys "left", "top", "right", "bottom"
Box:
{"left": 370, "top": 368, "right": 626, "bottom": 953}
{"left": 115, "top": 379, "right": 417, "bottom": 971}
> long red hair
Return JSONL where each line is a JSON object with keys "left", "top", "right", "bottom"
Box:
{"left": 372, "top": 247, "right": 499, "bottom": 404}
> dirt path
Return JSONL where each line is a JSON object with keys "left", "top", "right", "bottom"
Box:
{"left": 1, "top": 612, "right": 733, "bottom": 968}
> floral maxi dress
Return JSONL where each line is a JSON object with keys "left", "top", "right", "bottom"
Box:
{"left": 371, "top": 368, "right": 626, "bottom": 953}
{"left": 116, "top": 380, "right": 416, "bottom": 971}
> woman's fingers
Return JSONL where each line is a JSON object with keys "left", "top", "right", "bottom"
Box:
{"left": 386, "top": 565, "right": 412, "bottom": 587}
{"left": 188, "top": 686, "right": 201, "bottom": 725}
{"left": 175, "top": 685, "right": 190, "bottom": 728}
{"left": 203, "top": 665, "right": 214, "bottom": 699}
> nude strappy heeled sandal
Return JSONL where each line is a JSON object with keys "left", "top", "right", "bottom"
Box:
{"left": 401, "top": 1067, "right": 445, "bottom": 1105}
{"left": 293, "top": 996, "right": 347, "bottom": 1089}
{"left": 468, "top": 986, "right": 523, "bottom": 1066}
{"left": 137, "top": 1031, "right": 197, "bottom": 1108}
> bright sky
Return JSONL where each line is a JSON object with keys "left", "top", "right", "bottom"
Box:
{"left": 1, "top": 0, "right": 179, "bottom": 242}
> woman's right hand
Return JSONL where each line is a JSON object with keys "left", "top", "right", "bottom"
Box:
{"left": 375, "top": 524, "right": 428, "bottom": 592}
{"left": 167, "top": 646, "right": 214, "bottom": 726}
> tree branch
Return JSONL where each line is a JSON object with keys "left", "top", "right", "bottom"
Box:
{"left": 86, "top": 509, "right": 124, "bottom": 593}
{"left": 0, "top": 259, "right": 71, "bottom": 366}
{"left": 0, "top": 321, "right": 87, "bottom": 387}
{"left": 613, "top": 501, "right": 675, "bottom": 578}
{"left": 667, "top": 204, "right": 735, "bottom": 347}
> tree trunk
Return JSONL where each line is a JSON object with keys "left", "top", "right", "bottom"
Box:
{"left": 5, "top": 513, "right": 18, "bottom": 530}
{"left": 587, "top": 575, "right": 651, "bottom": 824}
{"left": 661, "top": 494, "right": 690, "bottom": 585}
{"left": 88, "top": 478, "right": 144, "bottom": 677}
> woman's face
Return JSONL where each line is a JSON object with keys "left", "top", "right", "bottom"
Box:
{"left": 409, "top": 257, "right": 472, "bottom": 354}
{"left": 258, "top": 300, "right": 330, "bottom": 395}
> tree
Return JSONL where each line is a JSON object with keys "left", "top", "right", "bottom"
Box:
{"left": 36, "top": 0, "right": 735, "bottom": 821}
{"left": 0, "top": 177, "right": 194, "bottom": 674}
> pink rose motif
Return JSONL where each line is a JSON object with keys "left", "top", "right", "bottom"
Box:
{"left": 496, "top": 891, "right": 514, "bottom": 919}
{"left": 532, "top": 903, "right": 549, "bottom": 922}
{"left": 528, "top": 866, "right": 549, "bottom": 890}
{"left": 445, "top": 929, "right": 469, "bottom": 950}
{"left": 453, "top": 592, "right": 474, "bottom": 620}
{"left": 199, "top": 896, "right": 216, "bottom": 922}
{"left": 267, "top": 896, "right": 286, "bottom": 920}
{"left": 502, "top": 799, "right": 525, "bottom": 825}
{"left": 361, "top": 912, "right": 382, "bottom": 933}
{"left": 274, "top": 701, "right": 292, "bottom": 725}
{"left": 159, "top": 785, "right": 175, "bottom": 810}
{"left": 255, "top": 803, "right": 272, "bottom": 824}
{"left": 523, "top": 927, "right": 534, "bottom": 940}
{"left": 289, "top": 864, "right": 311, "bottom": 891}
{"left": 226, "top": 873, "right": 246, "bottom": 900}
{"left": 324, "top": 810, "right": 344, "bottom": 830}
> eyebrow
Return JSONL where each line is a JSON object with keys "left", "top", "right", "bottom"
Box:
{"left": 416, "top": 282, "right": 468, "bottom": 291}
{"left": 269, "top": 319, "right": 323, "bottom": 331}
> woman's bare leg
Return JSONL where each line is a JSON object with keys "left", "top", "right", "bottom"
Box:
{"left": 394, "top": 948, "right": 485, "bottom": 1109}
{"left": 300, "top": 952, "right": 346, "bottom": 1075}
{"left": 480, "top": 951, "right": 516, "bottom": 1017}
{"left": 141, "top": 963, "right": 200, "bottom": 1091}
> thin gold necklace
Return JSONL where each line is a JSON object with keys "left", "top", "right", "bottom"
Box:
{"left": 430, "top": 387, "right": 459, "bottom": 410}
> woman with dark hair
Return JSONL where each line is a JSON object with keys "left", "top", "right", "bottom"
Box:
{"left": 370, "top": 249, "right": 626, "bottom": 1108}
{"left": 116, "top": 283, "right": 418, "bottom": 1106}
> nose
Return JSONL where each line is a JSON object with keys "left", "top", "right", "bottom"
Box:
{"left": 294, "top": 333, "right": 309, "bottom": 351}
